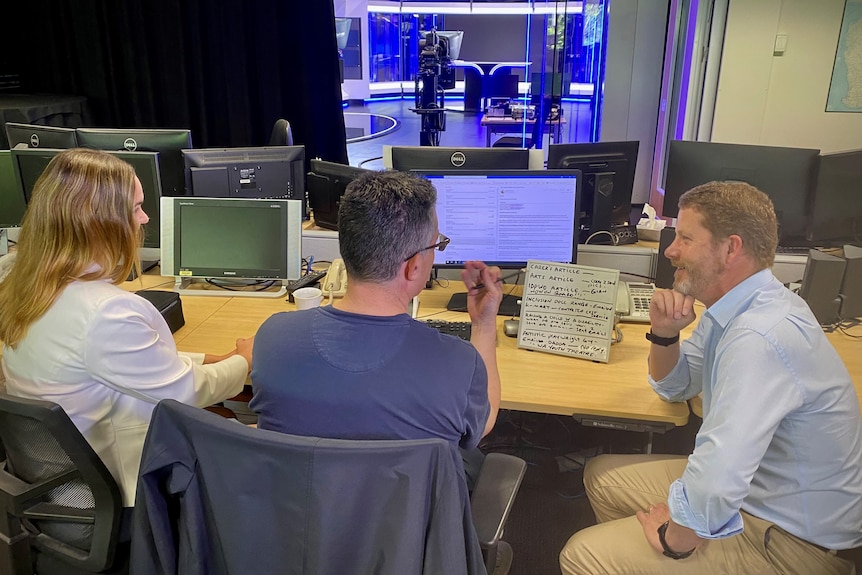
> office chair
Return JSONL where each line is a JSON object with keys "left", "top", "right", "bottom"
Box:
{"left": 0, "top": 393, "right": 125, "bottom": 575}
{"left": 131, "top": 399, "right": 526, "bottom": 575}
{"left": 268, "top": 118, "right": 294, "bottom": 146}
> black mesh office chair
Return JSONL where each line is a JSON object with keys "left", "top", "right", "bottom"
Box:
{"left": 268, "top": 118, "right": 294, "bottom": 146}
{"left": 0, "top": 393, "right": 125, "bottom": 575}
{"left": 132, "top": 399, "right": 526, "bottom": 575}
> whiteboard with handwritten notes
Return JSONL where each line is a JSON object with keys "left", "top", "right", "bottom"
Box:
{"left": 517, "top": 260, "right": 619, "bottom": 363}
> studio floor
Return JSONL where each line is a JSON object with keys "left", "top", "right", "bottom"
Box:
{"left": 344, "top": 97, "right": 595, "bottom": 170}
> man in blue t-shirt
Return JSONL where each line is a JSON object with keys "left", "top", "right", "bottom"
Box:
{"left": 250, "top": 170, "right": 502, "bottom": 483}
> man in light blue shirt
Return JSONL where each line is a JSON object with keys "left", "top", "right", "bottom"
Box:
{"left": 560, "top": 181, "right": 862, "bottom": 574}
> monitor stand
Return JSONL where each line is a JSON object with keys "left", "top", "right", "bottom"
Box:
{"left": 445, "top": 293, "right": 521, "bottom": 317}
{"left": 172, "top": 277, "right": 287, "bottom": 298}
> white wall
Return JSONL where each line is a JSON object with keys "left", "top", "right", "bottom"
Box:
{"left": 712, "top": 0, "right": 862, "bottom": 153}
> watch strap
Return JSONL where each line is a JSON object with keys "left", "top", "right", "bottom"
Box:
{"left": 646, "top": 331, "right": 680, "bottom": 347}
{"left": 657, "top": 521, "right": 696, "bottom": 559}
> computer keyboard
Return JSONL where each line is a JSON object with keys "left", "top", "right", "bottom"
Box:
{"left": 775, "top": 246, "right": 813, "bottom": 255}
{"left": 424, "top": 320, "right": 472, "bottom": 341}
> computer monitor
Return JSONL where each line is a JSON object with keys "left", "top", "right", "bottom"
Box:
{"left": 5, "top": 122, "right": 79, "bottom": 149}
{"left": 530, "top": 72, "right": 572, "bottom": 101}
{"left": 159, "top": 197, "right": 303, "bottom": 297}
{"left": 417, "top": 170, "right": 581, "bottom": 315}
{"left": 839, "top": 244, "right": 862, "bottom": 321}
{"left": 663, "top": 140, "right": 820, "bottom": 246}
{"left": 808, "top": 149, "right": 862, "bottom": 247}
{"left": 547, "top": 141, "right": 639, "bottom": 244}
{"left": 307, "top": 159, "right": 374, "bottom": 231}
{"left": 9, "top": 147, "right": 164, "bottom": 249}
{"left": 0, "top": 150, "right": 26, "bottom": 227}
{"left": 182, "top": 146, "right": 307, "bottom": 218}
{"left": 799, "top": 249, "right": 846, "bottom": 325}
{"left": 75, "top": 127, "right": 192, "bottom": 197}
{"left": 388, "top": 146, "right": 531, "bottom": 172}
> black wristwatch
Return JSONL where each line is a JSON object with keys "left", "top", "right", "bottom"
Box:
{"left": 645, "top": 331, "right": 680, "bottom": 347}
{"left": 657, "top": 521, "right": 695, "bottom": 559}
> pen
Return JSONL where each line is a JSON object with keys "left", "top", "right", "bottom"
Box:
{"left": 471, "top": 271, "right": 522, "bottom": 290}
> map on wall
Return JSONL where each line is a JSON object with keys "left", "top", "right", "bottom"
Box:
{"left": 827, "top": 0, "right": 862, "bottom": 112}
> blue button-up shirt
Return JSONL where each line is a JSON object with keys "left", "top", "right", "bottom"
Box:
{"left": 649, "top": 269, "right": 862, "bottom": 549}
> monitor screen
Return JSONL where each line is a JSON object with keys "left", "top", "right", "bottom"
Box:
{"left": 307, "top": 159, "right": 374, "bottom": 231}
{"left": 76, "top": 127, "right": 192, "bottom": 197}
{"left": 808, "top": 149, "right": 862, "bottom": 247}
{"left": 389, "top": 146, "right": 530, "bottom": 172}
{"left": 417, "top": 170, "right": 581, "bottom": 269}
{"left": 663, "top": 140, "right": 820, "bottom": 246}
{"left": 799, "top": 249, "right": 846, "bottom": 325}
{"left": 160, "top": 197, "right": 303, "bottom": 281}
{"left": 9, "top": 147, "right": 163, "bottom": 249}
{"left": 548, "top": 140, "right": 639, "bottom": 244}
{"left": 182, "top": 146, "right": 306, "bottom": 216}
{"left": 5, "top": 122, "right": 79, "bottom": 149}
{"left": 840, "top": 244, "right": 862, "bottom": 320}
{"left": 0, "top": 150, "right": 26, "bottom": 227}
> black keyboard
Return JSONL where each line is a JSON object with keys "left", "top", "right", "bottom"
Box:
{"left": 425, "top": 320, "right": 472, "bottom": 341}
{"left": 776, "top": 246, "right": 813, "bottom": 255}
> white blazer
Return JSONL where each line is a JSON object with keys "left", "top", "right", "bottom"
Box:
{"left": 2, "top": 279, "right": 248, "bottom": 506}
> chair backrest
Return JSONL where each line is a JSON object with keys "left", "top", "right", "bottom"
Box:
{"left": 131, "top": 399, "right": 487, "bottom": 575}
{"left": 0, "top": 393, "right": 122, "bottom": 574}
{"left": 268, "top": 118, "right": 294, "bottom": 146}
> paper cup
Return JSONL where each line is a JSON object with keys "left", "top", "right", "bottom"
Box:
{"left": 293, "top": 287, "right": 323, "bottom": 310}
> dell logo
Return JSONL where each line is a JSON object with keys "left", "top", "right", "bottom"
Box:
{"left": 123, "top": 138, "right": 138, "bottom": 151}
{"left": 450, "top": 151, "right": 466, "bottom": 167}
{"left": 30, "top": 134, "right": 40, "bottom": 147}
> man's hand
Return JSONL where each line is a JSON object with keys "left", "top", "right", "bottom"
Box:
{"left": 636, "top": 503, "right": 672, "bottom": 554}
{"left": 649, "top": 289, "right": 697, "bottom": 338}
{"left": 636, "top": 502, "right": 702, "bottom": 557}
{"left": 461, "top": 261, "right": 503, "bottom": 328}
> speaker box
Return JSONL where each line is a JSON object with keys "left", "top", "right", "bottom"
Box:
{"left": 655, "top": 227, "right": 676, "bottom": 289}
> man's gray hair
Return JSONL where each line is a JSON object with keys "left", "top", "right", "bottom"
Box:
{"left": 337, "top": 170, "right": 437, "bottom": 282}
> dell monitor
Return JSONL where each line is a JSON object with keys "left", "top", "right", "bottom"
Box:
{"left": 76, "top": 127, "right": 192, "bottom": 197}
{"left": 5, "top": 122, "right": 79, "bottom": 149}
{"left": 182, "top": 146, "right": 307, "bottom": 218}
{"left": 799, "top": 249, "right": 846, "bottom": 325}
{"left": 663, "top": 140, "right": 820, "bottom": 247}
{"left": 839, "top": 245, "right": 862, "bottom": 321}
{"left": 307, "top": 159, "right": 374, "bottom": 231}
{"left": 417, "top": 170, "right": 581, "bottom": 315}
{"left": 547, "top": 141, "right": 639, "bottom": 244}
{"left": 808, "top": 149, "right": 862, "bottom": 247}
{"left": 388, "top": 146, "right": 531, "bottom": 172}
{"left": 160, "top": 197, "right": 303, "bottom": 297}
{"left": 9, "top": 146, "right": 164, "bottom": 251}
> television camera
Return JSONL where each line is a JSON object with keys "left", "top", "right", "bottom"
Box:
{"left": 412, "top": 29, "right": 456, "bottom": 146}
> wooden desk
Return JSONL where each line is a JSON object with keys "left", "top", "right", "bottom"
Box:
{"left": 127, "top": 274, "right": 690, "bottom": 440}
{"left": 689, "top": 330, "right": 862, "bottom": 418}
{"left": 480, "top": 115, "right": 566, "bottom": 147}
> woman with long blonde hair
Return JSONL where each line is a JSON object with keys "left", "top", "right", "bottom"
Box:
{"left": 0, "top": 149, "right": 252, "bottom": 509}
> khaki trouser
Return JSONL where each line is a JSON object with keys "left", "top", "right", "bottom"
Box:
{"left": 559, "top": 454, "right": 854, "bottom": 575}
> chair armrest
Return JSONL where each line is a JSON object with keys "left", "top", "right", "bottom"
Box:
{"left": 470, "top": 453, "right": 526, "bottom": 548}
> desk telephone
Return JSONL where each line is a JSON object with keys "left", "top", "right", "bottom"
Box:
{"left": 322, "top": 259, "right": 348, "bottom": 298}
{"left": 616, "top": 282, "right": 656, "bottom": 323}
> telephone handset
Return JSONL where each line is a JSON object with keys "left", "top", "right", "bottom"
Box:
{"left": 616, "top": 281, "right": 655, "bottom": 323}
{"left": 322, "top": 258, "right": 348, "bottom": 298}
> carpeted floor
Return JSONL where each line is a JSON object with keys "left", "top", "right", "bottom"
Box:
{"left": 481, "top": 410, "right": 699, "bottom": 575}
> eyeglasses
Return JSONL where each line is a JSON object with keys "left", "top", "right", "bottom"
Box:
{"left": 404, "top": 233, "right": 450, "bottom": 261}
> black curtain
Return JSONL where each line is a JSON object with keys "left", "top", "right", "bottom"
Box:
{"left": 10, "top": 0, "right": 348, "bottom": 165}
